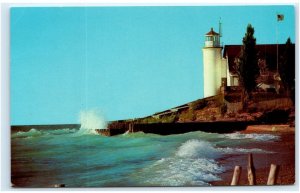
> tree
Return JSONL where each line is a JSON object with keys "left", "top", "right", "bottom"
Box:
{"left": 235, "top": 24, "right": 259, "bottom": 110}
{"left": 279, "top": 37, "right": 295, "bottom": 104}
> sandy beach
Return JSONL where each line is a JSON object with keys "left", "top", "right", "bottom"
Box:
{"left": 211, "top": 124, "right": 295, "bottom": 186}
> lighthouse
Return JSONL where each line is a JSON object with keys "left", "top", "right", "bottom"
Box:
{"left": 202, "top": 23, "right": 227, "bottom": 98}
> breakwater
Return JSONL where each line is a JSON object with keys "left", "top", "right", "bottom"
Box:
{"left": 96, "top": 121, "right": 256, "bottom": 136}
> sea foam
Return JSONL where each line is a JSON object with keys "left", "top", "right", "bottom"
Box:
{"left": 219, "top": 147, "right": 274, "bottom": 154}
{"left": 223, "top": 132, "right": 280, "bottom": 141}
{"left": 145, "top": 139, "right": 224, "bottom": 186}
{"left": 146, "top": 157, "right": 224, "bottom": 186}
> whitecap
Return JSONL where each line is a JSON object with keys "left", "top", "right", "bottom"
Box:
{"left": 223, "top": 132, "right": 279, "bottom": 141}
{"left": 11, "top": 128, "right": 44, "bottom": 138}
{"left": 218, "top": 147, "right": 274, "bottom": 154}
{"left": 47, "top": 128, "right": 77, "bottom": 135}
{"left": 175, "top": 139, "right": 220, "bottom": 159}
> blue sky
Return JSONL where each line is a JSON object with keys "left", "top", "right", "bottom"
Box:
{"left": 10, "top": 6, "right": 295, "bottom": 125}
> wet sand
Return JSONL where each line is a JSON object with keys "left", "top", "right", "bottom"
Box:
{"left": 211, "top": 125, "right": 295, "bottom": 186}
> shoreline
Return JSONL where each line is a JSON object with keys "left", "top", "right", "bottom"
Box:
{"left": 211, "top": 124, "right": 295, "bottom": 186}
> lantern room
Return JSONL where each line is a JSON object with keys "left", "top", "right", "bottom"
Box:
{"left": 205, "top": 28, "right": 220, "bottom": 47}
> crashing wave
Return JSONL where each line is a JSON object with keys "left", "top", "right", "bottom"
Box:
{"left": 78, "top": 109, "right": 107, "bottom": 135}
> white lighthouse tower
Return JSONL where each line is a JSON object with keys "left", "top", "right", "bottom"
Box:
{"left": 202, "top": 24, "right": 226, "bottom": 98}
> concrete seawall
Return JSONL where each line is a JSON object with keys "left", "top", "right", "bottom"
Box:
{"left": 96, "top": 121, "right": 255, "bottom": 136}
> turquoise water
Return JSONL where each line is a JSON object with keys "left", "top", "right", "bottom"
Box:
{"left": 11, "top": 127, "right": 279, "bottom": 187}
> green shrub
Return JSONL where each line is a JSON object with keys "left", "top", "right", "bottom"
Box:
{"left": 138, "top": 116, "right": 160, "bottom": 124}
{"left": 161, "top": 113, "right": 178, "bottom": 123}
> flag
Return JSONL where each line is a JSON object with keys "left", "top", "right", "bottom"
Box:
{"left": 277, "top": 14, "right": 284, "bottom": 21}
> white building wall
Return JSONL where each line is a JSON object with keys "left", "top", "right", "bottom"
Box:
{"left": 233, "top": 76, "right": 239, "bottom": 86}
{"left": 221, "top": 58, "right": 227, "bottom": 78}
{"left": 226, "top": 56, "right": 231, "bottom": 86}
{"left": 215, "top": 49, "right": 222, "bottom": 90}
{"left": 203, "top": 47, "right": 223, "bottom": 97}
{"left": 224, "top": 55, "right": 239, "bottom": 87}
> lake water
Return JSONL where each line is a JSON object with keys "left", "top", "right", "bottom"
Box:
{"left": 11, "top": 126, "right": 279, "bottom": 187}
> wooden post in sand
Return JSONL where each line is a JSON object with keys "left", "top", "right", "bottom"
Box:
{"left": 247, "top": 153, "right": 256, "bottom": 185}
{"left": 231, "top": 166, "right": 242, "bottom": 185}
{"left": 267, "top": 164, "right": 279, "bottom": 185}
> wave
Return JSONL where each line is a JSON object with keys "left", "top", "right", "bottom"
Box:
{"left": 176, "top": 139, "right": 220, "bottom": 159}
{"left": 143, "top": 138, "right": 273, "bottom": 186}
{"left": 145, "top": 157, "right": 224, "bottom": 186}
{"left": 11, "top": 128, "right": 44, "bottom": 138}
{"left": 144, "top": 140, "right": 224, "bottom": 186}
{"left": 223, "top": 132, "right": 280, "bottom": 141}
{"left": 120, "top": 131, "right": 160, "bottom": 138}
{"left": 122, "top": 130, "right": 130, "bottom": 136}
{"left": 175, "top": 139, "right": 272, "bottom": 158}
{"left": 11, "top": 128, "right": 78, "bottom": 138}
{"left": 47, "top": 128, "right": 78, "bottom": 135}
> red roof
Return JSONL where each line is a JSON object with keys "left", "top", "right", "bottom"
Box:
{"left": 223, "top": 44, "right": 295, "bottom": 74}
{"left": 206, "top": 28, "right": 219, "bottom": 36}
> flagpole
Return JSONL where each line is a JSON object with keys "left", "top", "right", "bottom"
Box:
{"left": 276, "top": 14, "right": 279, "bottom": 73}
{"left": 276, "top": 14, "right": 284, "bottom": 74}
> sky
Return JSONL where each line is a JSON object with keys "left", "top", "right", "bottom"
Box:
{"left": 10, "top": 5, "right": 295, "bottom": 125}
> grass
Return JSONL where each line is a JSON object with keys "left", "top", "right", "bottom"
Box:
{"left": 137, "top": 113, "right": 178, "bottom": 124}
